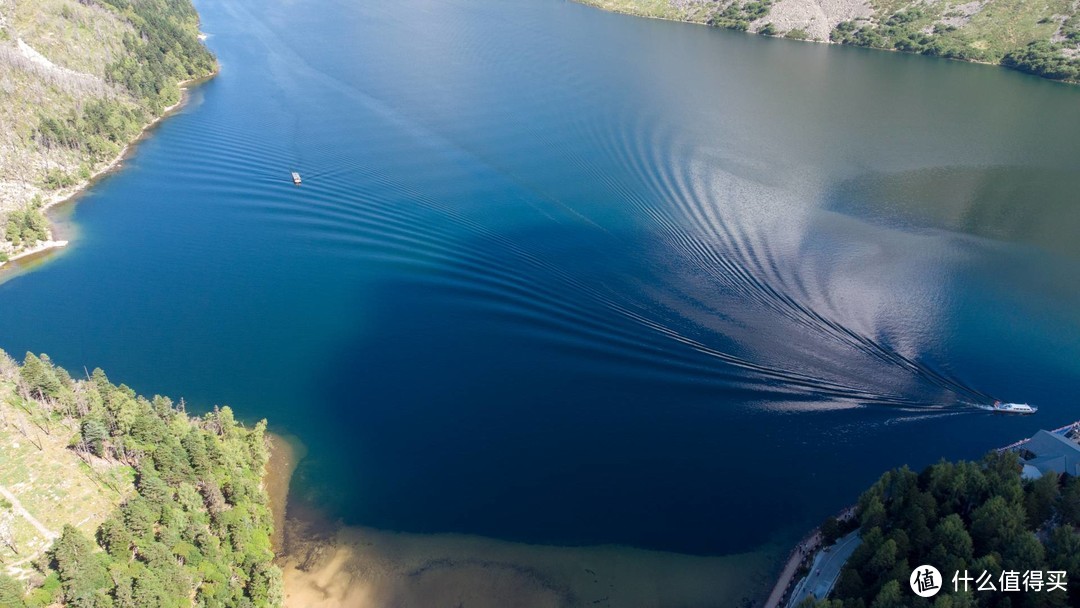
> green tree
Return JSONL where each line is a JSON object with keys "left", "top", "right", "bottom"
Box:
{"left": 833, "top": 568, "right": 865, "bottom": 599}
{"left": 97, "top": 517, "right": 133, "bottom": 561}
{"left": 8, "top": 353, "right": 282, "bottom": 607}
{"left": 1046, "top": 525, "right": 1080, "bottom": 598}
{"left": 50, "top": 525, "right": 109, "bottom": 608}
{"left": 182, "top": 429, "right": 212, "bottom": 474}
{"left": 970, "top": 496, "right": 1025, "bottom": 555}
{"left": 869, "top": 580, "right": 905, "bottom": 608}
{"left": 0, "top": 573, "right": 26, "bottom": 608}
{"left": 861, "top": 495, "right": 887, "bottom": 531}
{"left": 3, "top": 205, "right": 49, "bottom": 248}
{"left": 121, "top": 497, "right": 158, "bottom": 540}
{"left": 1001, "top": 531, "right": 1045, "bottom": 571}
{"left": 80, "top": 419, "right": 108, "bottom": 457}
{"left": 867, "top": 538, "right": 899, "bottom": 577}
{"left": 932, "top": 592, "right": 977, "bottom": 608}
{"left": 1024, "top": 471, "right": 1060, "bottom": 529}
{"left": 1003, "top": 41, "right": 1080, "bottom": 81}
{"left": 821, "top": 516, "right": 842, "bottom": 545}
{"left": 826, "top": 450, "right": 1080, "bottom": 608}
{"left": 1058, "top": 476, "right": 1080, "bottom": 526}
{"left": 20, "top": 352, "right": 63, "bottom": 399}
{"left": 933, "top": 514, "right": 973, "bottom": 561}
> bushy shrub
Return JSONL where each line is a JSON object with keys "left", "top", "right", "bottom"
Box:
{"left": 1003, "top": 41, "right": 1080, "bottom": 81}
{"left": 42, "top": 169, "right": 77, "bottom": 190}
{"left": 35, "top": 99, "right": 147, "bottom": 161}
{"left": 4, "top": 200, "right": 49, "bottom": 247}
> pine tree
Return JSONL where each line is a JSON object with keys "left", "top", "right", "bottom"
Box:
{"left": 50, "top": 525, "right": 108, "bottom": 608}
{"left": 0, "top": 573, "right": 27, "bottom": 608}
{"left": 20, "top": 353, "right": 62, "bottom": 400}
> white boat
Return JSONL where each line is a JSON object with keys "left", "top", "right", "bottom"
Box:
{"left": 291, "top": 171, "right": 302, "bottom": 185}
{"left": 985, "top": 400, "right": 1038, "bottom": 415}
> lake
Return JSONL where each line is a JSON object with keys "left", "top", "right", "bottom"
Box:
{"left": 2, "top": 0, "right": 1079, "bottom": 576}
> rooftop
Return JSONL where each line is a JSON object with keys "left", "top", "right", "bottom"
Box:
{"left": 1022, "top": 429, "right": 1080, "bottom": 478}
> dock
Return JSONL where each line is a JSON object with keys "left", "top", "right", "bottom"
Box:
{"left": 997, "top": 420, "right": 1080, "bottom": 453}
{"left": 291, "top": 171, "right": 302, "bottom": 185}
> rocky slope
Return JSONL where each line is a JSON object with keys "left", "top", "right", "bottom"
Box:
{"left": 0, "top": 0, "right": 214, "bottom": 263}
{"left": 577, "top": 0, "right": 1080, "bottom": 81}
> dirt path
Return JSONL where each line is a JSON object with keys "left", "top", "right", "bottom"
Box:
{"left": 0, "top": 484, "right": 58, "bottom": 541}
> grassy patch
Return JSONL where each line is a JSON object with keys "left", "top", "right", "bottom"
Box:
{"left": 575, "top": 0, "right": 715, "bottom": 23}
{"left": 827, "top": 0, "right": 1080, "bottom": 75}
{"left": 10, "top": 0, "right": 131, "bottom": 77}
{"left": 956, "top": 0, "right": 1071, "bottom": 58}
{"left": 0, "top": 382, "right": 132, "bottom": 581}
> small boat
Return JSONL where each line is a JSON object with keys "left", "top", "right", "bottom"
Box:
{"left": 291, "top": 171, "right": 302, "bottom": 185}
{"left": 987, "top": 400, "right": 1038, "bottom": 415}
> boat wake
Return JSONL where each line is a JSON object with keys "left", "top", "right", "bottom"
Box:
{"left": 213, "top": 0, "right": 999, "bottom": 415}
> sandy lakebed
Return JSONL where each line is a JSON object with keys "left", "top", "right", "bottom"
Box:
{"left": 266, "top": 436, "right": 783, "bottom": 608}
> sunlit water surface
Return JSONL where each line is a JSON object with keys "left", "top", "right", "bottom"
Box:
{"left": 1, "top": 0, "right": 1079, "bottom": 566}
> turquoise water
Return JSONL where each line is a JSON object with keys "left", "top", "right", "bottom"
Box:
{"left": 2, "top": 0, "right": 1079, "bottom": 558}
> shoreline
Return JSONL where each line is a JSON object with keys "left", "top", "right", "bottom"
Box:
{"left": 0, "top": 239, "right": 70, "bottom": 267}
{"left": 264, "top": 433, "right": 782, "bottom": 607}
{"left": 267, "top": 438, "right": 782, "bottom": 608}
{"left": 570, "top": 0, "right": 1076, "bottom": 84}
{"left": 265, "top": 431, "right": 305, "bottom": 555}
{"left": 766, "top": 422, "right": 1080, "bottom": 606}
{"left": 0, "top": 71, "right": 216, "bottom": 274}
{"left": 278, "top": 507, "right": 780, "bottom": 608}
{"left": 763, "top": 506, "right": 857, "bottom": 608}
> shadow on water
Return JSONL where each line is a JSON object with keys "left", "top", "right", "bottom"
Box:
{"left": 289, "top": 216, "right": 1008, "bottom": 559}
{"left": 821, "top": 165, "right": 1080, "bottom": 350}
{"left": 826, "top": 165, "right": 1080, "bottom": 260}
{"left": 1, "top": 0, "right": 1079, "bottom": 599}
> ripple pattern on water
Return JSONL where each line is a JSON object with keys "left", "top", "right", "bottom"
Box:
{"left": 2, "top": 0, "right": 1078, "bottom": 556}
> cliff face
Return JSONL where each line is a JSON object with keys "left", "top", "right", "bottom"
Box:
{"left": 576, "top": 0, "right": 1080, "bottom": 81}
{"left": 0, "top": 0, "right": 214, "bottom": 260}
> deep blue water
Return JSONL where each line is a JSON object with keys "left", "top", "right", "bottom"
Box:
{"left": 2, "top": 0, "right": 1079, "bottom": 558}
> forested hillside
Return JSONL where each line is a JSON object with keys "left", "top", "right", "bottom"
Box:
{"left": 578, "top": 0, "right": 1080, "bottom": 82}
{"left": 0, "top": 0, "right": 215, "bottom": 263}
{"left": 0, "top": 350, "right": 281, "bottom": 607}
{"left": 802, "top": 452, "right": 1080, "bottom": 608}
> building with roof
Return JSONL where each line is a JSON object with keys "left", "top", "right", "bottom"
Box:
{"left": 1019, "top": 428, "right": 1080, "bottom": 479}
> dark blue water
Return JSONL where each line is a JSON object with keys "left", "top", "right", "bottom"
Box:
{"left": 2, "top": 0, "right": 1079, "bottom": 559}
